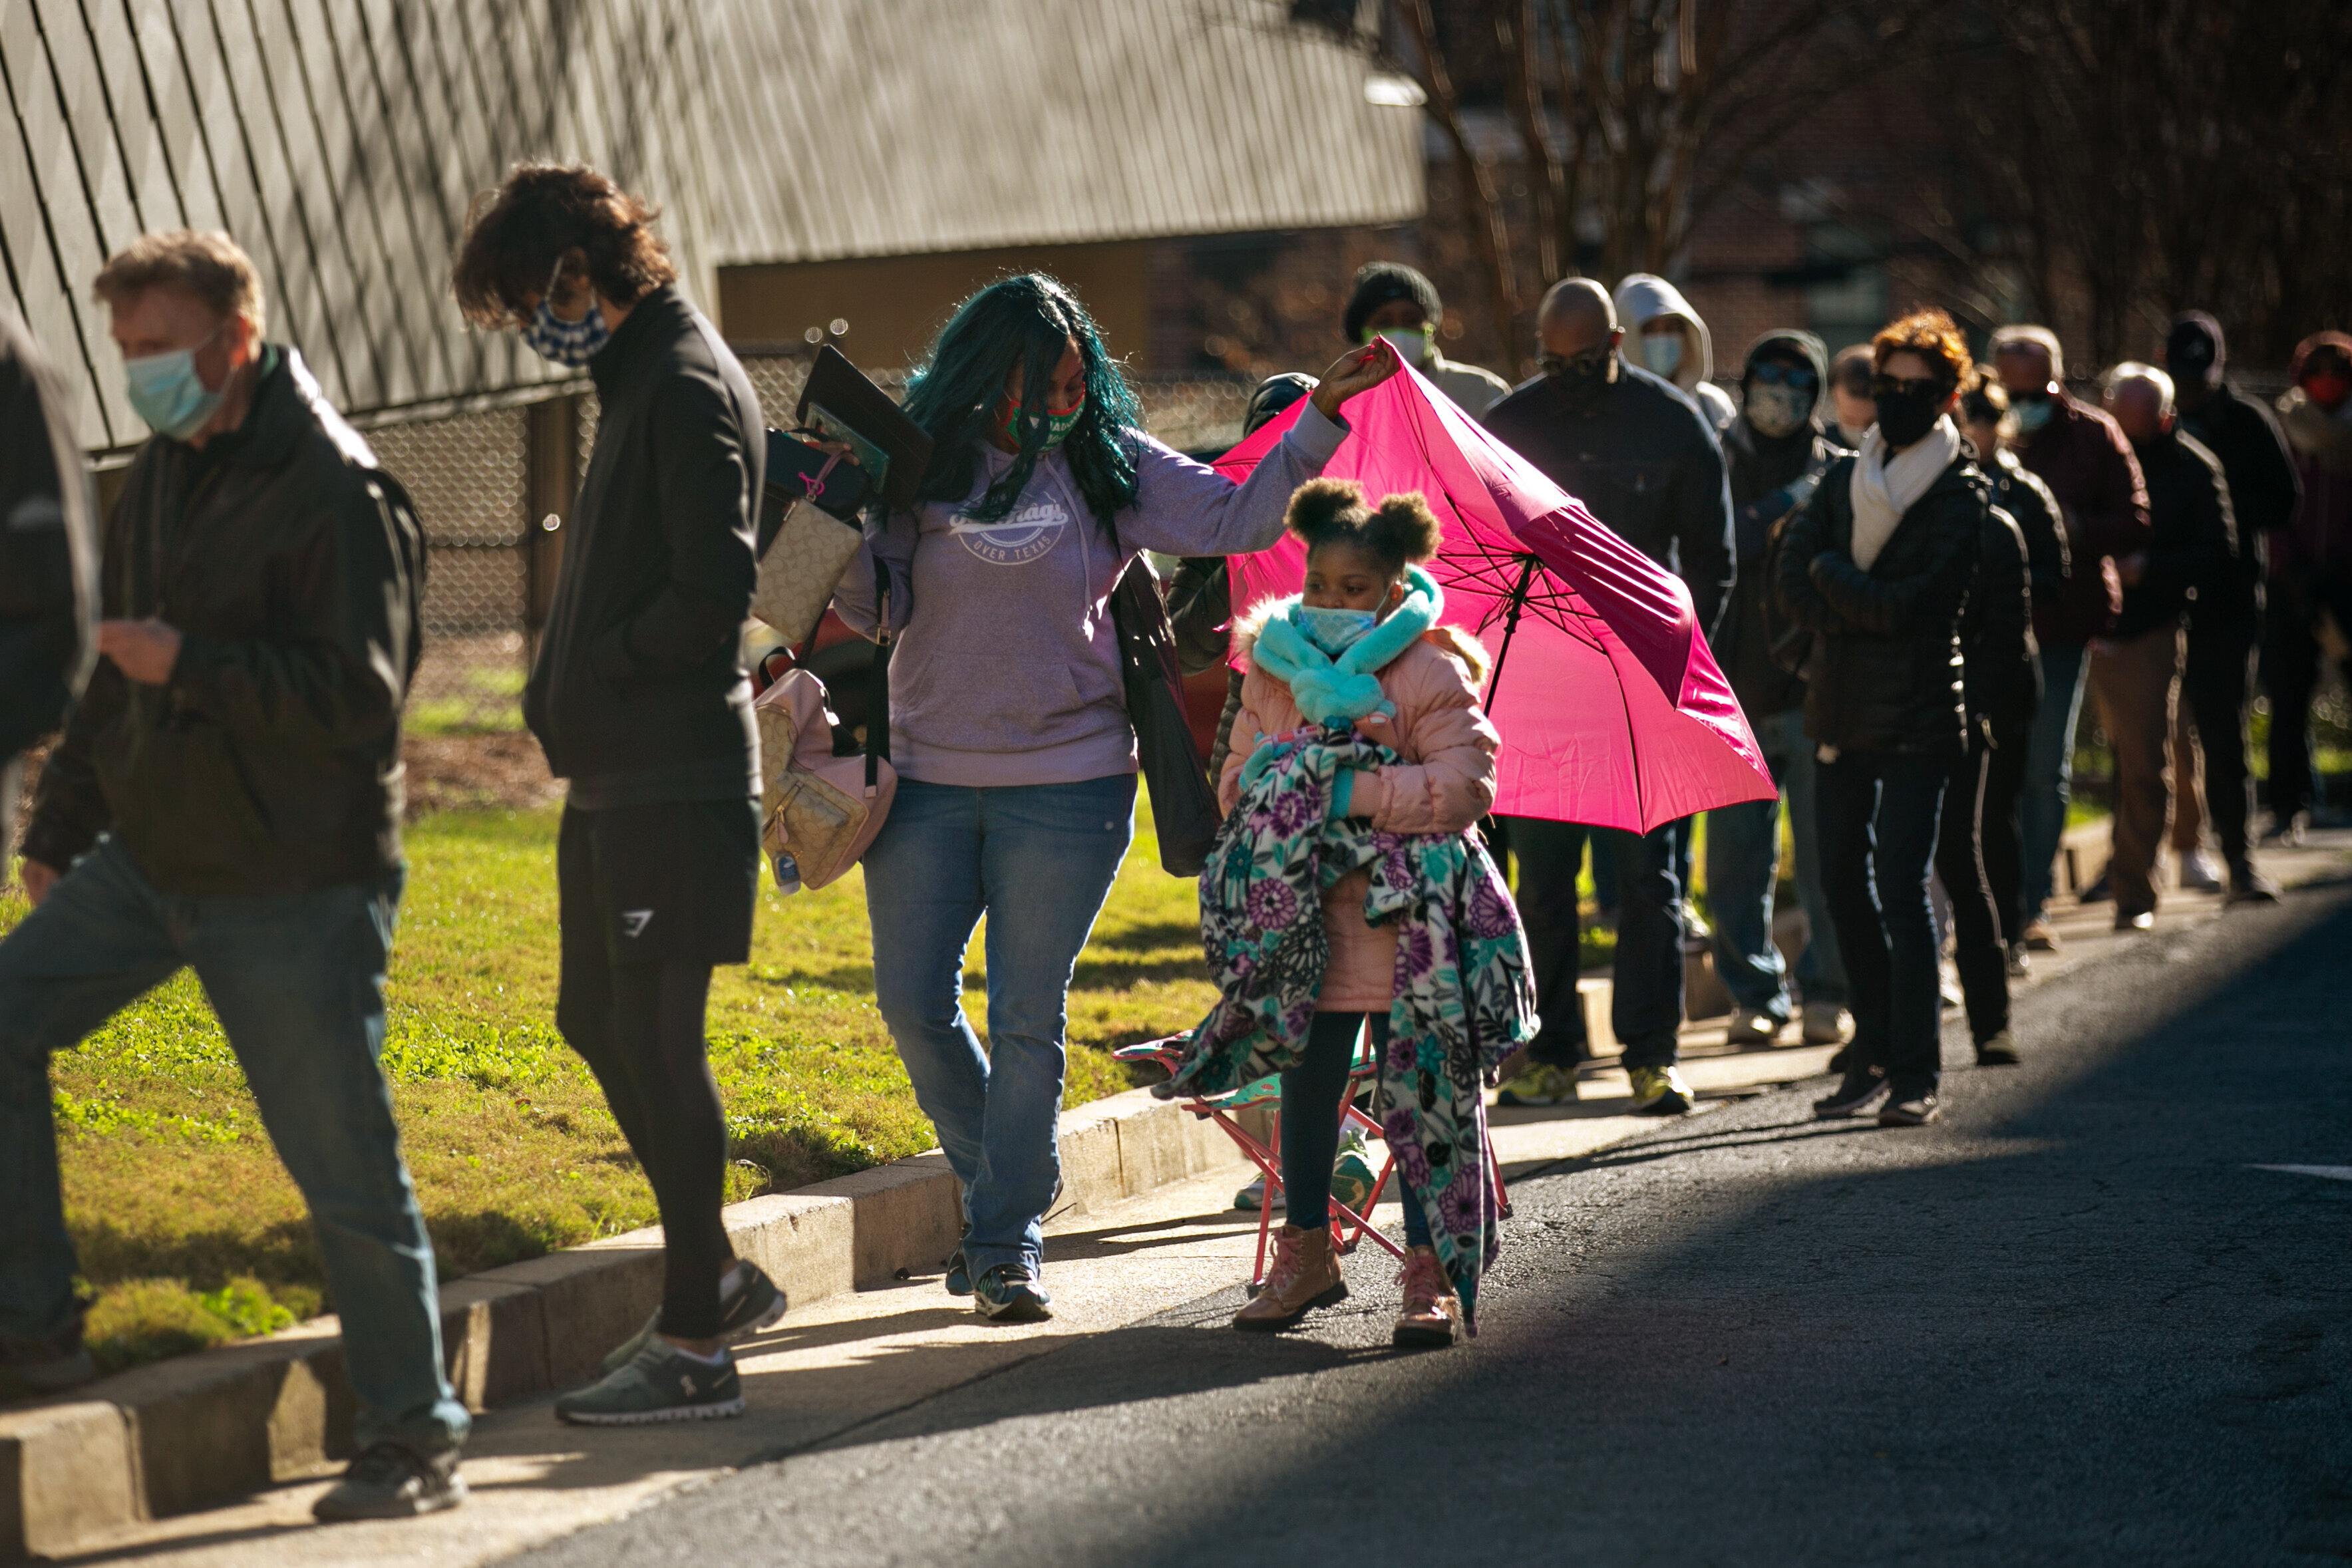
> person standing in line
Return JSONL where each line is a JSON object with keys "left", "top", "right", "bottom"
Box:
{"left": 1828, "top": 345, "right": 1878, "bottom": 451}
{"left": 2265, "top": 333, "right": 2352, "bottom": 843}
{"left": 1707, "top": 328, "right": 1852, "bottom": 1049}
{"left": 1778, "top": 308, "right": 1988, "bottom": 1128}
{"left": 1341, "top": 261, "right": 1512, "bottom": 418}
{"left": 2087, "top": 365, "right": 2246, "bottom": 929}
{"left": 452, "top": 163, "right": 785, "bottom": 1426}
{"left": 3, "top": 232, "right": 464, "bottom": 1517}
{"left": 834, "top": 275, "right": 1396, "bottom": 1323}
{"left": 2162, "top": 314, "right": 2299, "bottom": 891}
{"left": 1483, "top": 278, "right": 1734, "bottom": 1116}
{"left": 1934, "top": 376, "right": 2036, "bottom": 1066}
{"left": 1957, "top": 377, "right": 2071, "bottom": 976}
{"left": 1613, "top": 273, "right": 1738, "bottom": 432}
{"left": 0, "top": 308, "right": 96, "bottom": 871}
{"left": 1991, "top": 325, "right": 2150, "bottom": 949}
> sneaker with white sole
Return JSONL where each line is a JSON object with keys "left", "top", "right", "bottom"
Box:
{"left": 1233, "top": 1174, "right": 1288, "bottom": 1213}
{"left": 1814, "top": 1070, "right": 1888, "bottom": 1118}
{"left": 973, "top": 1262, "right": 1054, "bottom": 1323}
{"left": 312, "top": 1442, "right": 465, "bottom": 1521}
{"left": 1626, "top": 1065, "right": 1694, "bottom": 1115}
{"left": 1879, "top": 1092, "right": 1941, "bottom": 1126}
{"left": 2178, "top": 846, "right": 2225, "bottom": 893}
{"left": 1726, "top": 1008, "right": 1783, "bottom": 1046}
{"left": 599, "top": 1260, "right": 787, "bottom": 1376}
{"left": 556, "top": 1338, "right": 745, "bottom": 1426}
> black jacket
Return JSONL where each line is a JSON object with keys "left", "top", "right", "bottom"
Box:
{"left": 23, "top": 348, "right": 425, "bottom": 895}
{"left": 1776, "top": 452, "right": 1987, "bottom": 756}
{"left": 1484, "top": 363, "right": 1735, "bottom": 639}
{"left": 523, "top": 287, "right": 764, "bottom": 807}
{"left": 1965, "top": 505, "right": 2036, "bottom": 740}
{"left": 1719, "top": 329, "right": 1838, "bottom": 719}
{"left": 1980, "top": 447, "right": 2071, "bottom": 617}
{"left": 2178, "top": 380, "right": 2299, "bottom": 619}
{"left": 0, "top": 309, "right": 94, "bottom": 766}
{"left": 2117, "top": 426, "right": 2238, "bottom": 639}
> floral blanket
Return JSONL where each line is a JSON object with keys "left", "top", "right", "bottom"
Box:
{"left": 1164, "top": 723, "right": 1538, "bottom": 1331}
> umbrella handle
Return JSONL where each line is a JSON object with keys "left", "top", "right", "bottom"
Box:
{"left": 1483, "top": 555, "right": 1538, "bottom": 712}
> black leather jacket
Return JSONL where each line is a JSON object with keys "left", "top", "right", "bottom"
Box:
{"left": 1776, "top": 452, "right": 1988, "bottom": 756}
{"left": 25, "top": 349, "right": 425, "bottom": 895}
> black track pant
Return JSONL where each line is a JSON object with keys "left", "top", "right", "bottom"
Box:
{"left": 556, "top": 802, "right": 758, "bottom": 1342}
{"left": 2179, "top": 622, "right": 2258, "bottom": 875}
{"left": 1935, "top": 736, "right": 2025, "bottom": 1046}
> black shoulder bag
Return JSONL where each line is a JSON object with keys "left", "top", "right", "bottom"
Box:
{"left": 1104, "top": 526, "right": 1220, "bottom": 877}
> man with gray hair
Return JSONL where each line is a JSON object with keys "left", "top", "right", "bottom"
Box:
{"left": 2089, "top": 363, "right": 2246, "bottom": 926}
{"left": 1991, "top": 325, "right": 2149, "bottom": 945}
{"left": 1, "top": 231, "right": 464, "bottom": 1517}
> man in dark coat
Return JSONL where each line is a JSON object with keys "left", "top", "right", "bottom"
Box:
{"left": 1990, "top": 326, "right": 2150, "bottom": 945}
{"left": 2270, "top": 334, "right": 2352, "bottom": 837}
{"left": 1705, "top": 328, "right": 1850, "bottom": 1049}
{"left": 2089, "top": 365, "right": 2247, "bottom": 925}
{"left": 0, "top": 309, "right": 96, "bottom": 865}
{"left": 2162, "top": 314, "right": 2298, "bottom": 889}
{"left": 1482, "top": 277, "right": 1734, "bottom": 1117}
{"left": 3, "top": 232, "right": 463, "bottom": 1517}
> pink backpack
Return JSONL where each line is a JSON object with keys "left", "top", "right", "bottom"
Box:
{"left": 751, "top": 669, "right": 896, "bottom": 891}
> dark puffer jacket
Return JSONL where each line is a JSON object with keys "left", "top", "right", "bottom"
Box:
{"left": 1718, "top": 328, "right": 1839, "bottom": 720}
{"left": 24, "top": 347, "right": 425, "bottom": 895}
{"left": 1979, "top": 446, "right": 2070, "bottom": 615}
{"left": 1965, "top": 506, "right": 2036, "bottom": 743}
{"left": 1774, "top": 452, "right": 1988, "bottom": 756}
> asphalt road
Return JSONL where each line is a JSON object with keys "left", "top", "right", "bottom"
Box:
{"left": 512, "top": 875, "right": 2352, "bottom": 1568}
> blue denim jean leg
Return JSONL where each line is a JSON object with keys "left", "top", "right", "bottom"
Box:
{"left": 2021, "top": 639, "right": 2089, "bottom": 914}
{"left": 1707, "top": 708, "right": 1847, "bottom": 1015}
{"left": 862, "top": 773, "right": 1136, "bottom": 1279}
{"left": 0, "top": 840, "right": 468, "bottom": 1455}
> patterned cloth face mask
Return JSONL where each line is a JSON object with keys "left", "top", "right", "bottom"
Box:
{"left": 519, "top": 256, "right": 611, "bottom": 367}
{"left": 1295, "top": 604, "right": 1379, "bottom": 657}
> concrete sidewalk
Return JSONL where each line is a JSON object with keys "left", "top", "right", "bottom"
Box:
{"left": 33, "top": 825, "right": 2352, "bottom": 1567}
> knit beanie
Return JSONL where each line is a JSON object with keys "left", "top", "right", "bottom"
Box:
{"left": 1342, "top": 262, "right": 1442, "bottom": 345}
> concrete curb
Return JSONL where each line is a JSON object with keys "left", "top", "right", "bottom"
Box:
{"left": 0, "top": 1084, "right": 1247, "bottom": 1560}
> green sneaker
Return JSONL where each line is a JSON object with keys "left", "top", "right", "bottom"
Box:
{"left": 1329, "top": 1129, "right": 1378, "bottom": 1215}
{"left": 1626, "top": 1065, "right": 1694, "bottom": 1115}
{"left": 556, "top": 1338, "right": 745, "bottom": 1426}
{"left": 598, "top": 1260, "right": 787, "bottom": 1376}
{"left": 1232, "top": 1174, "right": 1288, "bottom": 1213}
{"left": 1496, "top": 1062, "right": 1578, "bottom": 1106}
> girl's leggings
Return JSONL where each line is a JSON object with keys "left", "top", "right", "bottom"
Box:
{"left": 1279, "top": 1011, "right": 1431, "bottom": 1247}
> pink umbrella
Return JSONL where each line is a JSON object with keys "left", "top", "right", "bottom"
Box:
{"left": 1216, "top": 365, "right": 1774, "bottom": 832}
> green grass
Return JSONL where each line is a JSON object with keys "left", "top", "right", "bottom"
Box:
{"left": 11, "top": 800, "right": 1214, "bottom": 1370}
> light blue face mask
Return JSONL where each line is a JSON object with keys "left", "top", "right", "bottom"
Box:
{"left": 1295, "top": 603, "right": 1379, "bottom": 657}
{"left": 2011, "top": 394, "right": 2055, "bottom": 434}
{"left": 1641, "top": 331, "right": 1685, "bottom": 379}
{"left": 519, "top": 256, "right": 611, "bottom": 367}
{"left": 123, "top": 325, "right": 226, "bottom": 441}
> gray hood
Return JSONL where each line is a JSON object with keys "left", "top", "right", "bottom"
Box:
{"left": 1613, "top": 272, "right": 1715, "bottom": 392}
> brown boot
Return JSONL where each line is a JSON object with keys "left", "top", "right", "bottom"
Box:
{"left": 1392, "top": 1245, "right": 1464, "bottom": 1348}
{"left": 1232, "top": 1224, "right": 1347, "bottom": 1332}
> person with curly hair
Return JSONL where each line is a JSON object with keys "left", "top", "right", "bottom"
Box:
{"left": 1777, "top": 309, "right": 1991, "bottom": 1128}
{"left": 830, "top": 275, "right": 1397, "bottom": 1323}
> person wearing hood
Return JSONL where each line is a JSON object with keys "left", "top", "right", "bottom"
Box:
{"left": 2162, "top": 314, "right": 2301, "bottom": 884}
{"left": 1614, "top": 272, "right": 1738, "bottom": 433}
{"left": 1706, "top": 329, "right": 1851, "bottom": 1050}
{"left": 2269, "top": 332, "right": 2352, "bottom": 840}
{"left": 1776, "top": 309, "right": 1989, "bottom": 1129}
{"left": 1341, "top": 261, "right": 1512, "bottom": 418}
{"left": 1482, "top": 278, "right": 1733, "bottom": 1117}
{"left": 1990, "top": 325, "right": 2150, "bottom": 949}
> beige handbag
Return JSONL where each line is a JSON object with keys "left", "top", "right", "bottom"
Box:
{"left": 751, "top": 497, "right": 865, "bottom": 647}
{"left": 751, "top": 667, "right": 895, "bottom": 891}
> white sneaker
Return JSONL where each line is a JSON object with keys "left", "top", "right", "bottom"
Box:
{"left": 2179, "top": 847, "right": 2226, "bottom": 893}
{"left": 1726, "top": 1008, "right": 1782, "bottom": 1046}
{"left": 1234, "top": 1174, "right": 1286, "bottom": 1213}
{"left": 1801, "top": 1001, "right": 1853, "bottom": 1046}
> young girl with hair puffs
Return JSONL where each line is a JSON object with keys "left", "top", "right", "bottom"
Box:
{"left": 1172, "top": 478, "right": 1532, "bottom": 1348}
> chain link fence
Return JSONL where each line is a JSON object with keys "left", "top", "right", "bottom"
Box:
{"left": 367, "top": 359, "right": 1254, "bottom": 732}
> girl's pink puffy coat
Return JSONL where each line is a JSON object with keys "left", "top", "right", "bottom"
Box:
{"left": 1220, "top": 606, "right": 1500, "bottom": 1013}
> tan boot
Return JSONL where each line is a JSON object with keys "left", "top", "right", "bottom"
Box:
{"left": 1392, "top": 1245, "right": 1464, "bottom": 1348}
{"left": 1232, "top": 1224, "right": 1347, "bottom": 1332}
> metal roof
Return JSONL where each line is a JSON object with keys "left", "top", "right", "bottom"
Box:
{"left": 1, "top": 0, "right": 1422, "bottom": 452}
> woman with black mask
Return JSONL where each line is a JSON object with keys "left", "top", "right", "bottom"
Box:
{"left": 1776, "top": 309, "right": 1989, "bottom": 1128}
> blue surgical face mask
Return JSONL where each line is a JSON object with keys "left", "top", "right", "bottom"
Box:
{"left": 1295, "top": 603, "right": 1379, "bottom": 657}
{"left": 123, "top": 325, "right": 226, "bottom": 441}
{"left": 1641, "top": 331, "right": 1685, "bottom": 378}
{"left": 2010, "top": 392, "right": 2055, "bottom": 434}
{"left": 519, "top": 257, "right": 610, "bottom": 367}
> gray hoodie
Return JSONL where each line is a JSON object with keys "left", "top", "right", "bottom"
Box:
{"left": 1615, "top": 273, "right": 1737, "bottom": 433}
{"left": 834, "top": 403, "right": 1347, "bottom": 787}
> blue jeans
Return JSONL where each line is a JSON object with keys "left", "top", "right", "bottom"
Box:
{"left": 1502, "top": 814, "right": 1687, "bottom": 1070}
{"left": 0, "top": 840, "right": 467, "bottom": 1455}
{"left": 1277, "top": 1013, "right": 1430, "bottom": 1247}
{"left": 1706, "top": 708, "right": 1849, "bottom": 1017}
{"left": 2021, "top": 639, "right": 2089, "bottom": 914}
{"left": 862, "top": 773, "right": 1136, "bottom": 1278}
{"left": 1816, "top": 752, "right": 1949, "bottom": 1094}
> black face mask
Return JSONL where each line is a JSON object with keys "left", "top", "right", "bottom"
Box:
{"left": 1873, "top": 387, "right": 1943, "bottom": 448}
{"left": 1542, "top": 351, "right": 1613, "bottom": 409}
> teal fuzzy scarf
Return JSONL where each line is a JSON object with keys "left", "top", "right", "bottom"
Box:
{"left": 1250, "top": 565, "right": 1442, "bottom": 728}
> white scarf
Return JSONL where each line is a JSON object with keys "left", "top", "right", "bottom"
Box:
{"left": 1847, "top": 416, "right": 1960, "bottom": 569}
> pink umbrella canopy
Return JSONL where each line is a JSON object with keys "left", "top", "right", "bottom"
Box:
{"left": 1216, "top": 365, "right": 1774, "bottom": 833}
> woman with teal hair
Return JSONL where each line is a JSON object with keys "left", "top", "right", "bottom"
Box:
{"left": 834, "top": 273, "right": 1395, "bottom": 1321}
